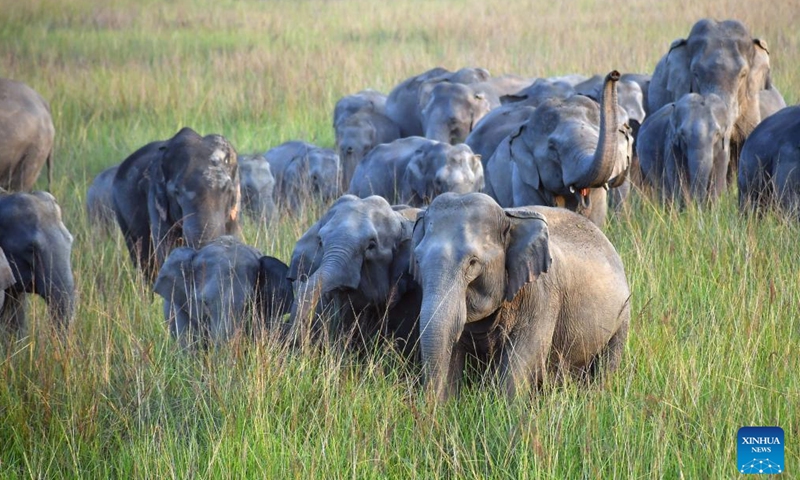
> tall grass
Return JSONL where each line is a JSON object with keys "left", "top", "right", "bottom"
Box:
{"left": 1, "top": 0, "right": 798, "bottom": 477}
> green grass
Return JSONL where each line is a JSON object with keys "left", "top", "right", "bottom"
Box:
{"left": 1, "top": 0, "right": 798, "bottom": 477}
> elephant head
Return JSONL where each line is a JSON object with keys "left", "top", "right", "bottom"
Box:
{"left": 335, "top": 110, "right": 400, "bottom": 191}
{"left": 649, "top": 19, "right": 771, "bottom": 169}
{"left": 238, "top": 154, "right": 276, "bottom": 222}
{"left": 411, "top": 192, "right": 551, "bottom": 399}
{"left": 401, "top": 142, "right": 484, "bottom": 206}
{"left": 154, "top": 236, "right": 292, "bottom": 347}
{"left": 667, "top": 93, "right": 731, "bottom": 203}
{"left": 283, "top": 145, "right": 341, "bottom": 213}
{"left": 149, "top": 127, "right": 241, "bottom": 267}
{"left": 0, "top": 191, "right": 75, "bottom": 332}
{"left": 507, "top": 71, "right": 632, "bottom": 225}
{"left": 288, "top": 195, "right": 417, "bottom": 346}
{"left": 419, "top": 82, "right": 500, "bottom": 144}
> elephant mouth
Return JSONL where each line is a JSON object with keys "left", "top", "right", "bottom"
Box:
{"left": 569, "top": 185, "right": 592, "bottom": 209}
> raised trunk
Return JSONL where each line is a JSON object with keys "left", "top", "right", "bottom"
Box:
{"left": 564, "top": 71, "right": 623, "bottom": 189}
{"left": 418, "top": 276, "right": 467, "bottom": 401}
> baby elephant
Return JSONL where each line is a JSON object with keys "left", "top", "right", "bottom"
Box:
{"left": 1, "top": 190, "right": 76, "bottom": 334}
{"left": 238, "top": 154, "right": 277, "bottom": 222}
{"left": 349, "top": 137, "right": 484, "bottom": 206}
{"left": 154, "top": 236, "right": 293, "bottom": 347}
{"left": 412, "top": 192, "right": 631, "bottom": 400}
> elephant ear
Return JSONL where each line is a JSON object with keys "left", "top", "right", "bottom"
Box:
{"left": 387, "top": 210, "right": 418, "bottom": 302}
{"left": 409, "top": 209, "right": 427, "bottom": 284}
{"left": 504, "top": 207, "right": 551, "bottom": 302}
{"left": 665, "top": 39, "right": 691, "bottom": 97}
{"left": 400, "top": 146, "right": 431, "bottom": 205}
{"left": 751, "top": 38, "right": 772, "bottom": 92}
{"left": 0, "top": 247, "right": 14, "bottom": 291}
{"left": 509, "top": 123, "right": 541, "bottom": 191}
{"left": 257, "top": 255, "right": 293, "bottom": 321}
{"left": 153, "top": 246, "right": 196, "bottom": 302}
{"left": 468, "top": 151, "right": 485, "bottom": 190}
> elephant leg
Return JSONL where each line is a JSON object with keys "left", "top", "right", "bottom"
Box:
{"left": 500, "top": 312, "right": 558, "bottom": 397}
{"left": 586, "top": 319, "right": 629, "bottom": 385}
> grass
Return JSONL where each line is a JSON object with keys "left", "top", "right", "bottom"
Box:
{"left": 1, "top": 0, "right": 798, "bottom": 477}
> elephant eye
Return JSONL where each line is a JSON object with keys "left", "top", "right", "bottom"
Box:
{"left": 367, "top": 239, "right": 377, "bottom": 251}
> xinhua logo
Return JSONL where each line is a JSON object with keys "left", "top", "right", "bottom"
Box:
{"left": 738, "top": 426, "right": 784, "bottom": 475}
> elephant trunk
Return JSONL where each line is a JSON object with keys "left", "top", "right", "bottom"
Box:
{"left": 565, "top": 71, "right": 626, "bottom": 190}
{"left": 38, "top": 258, "right": 75, "bottom": 330}
{"left": 290, "top": 248, "right": 361, "bottom": 342}
{"left": 418, "top": 273, "right": 467, "bottom": 401}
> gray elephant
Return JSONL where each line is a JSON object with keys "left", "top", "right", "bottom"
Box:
{"left": 485, "top": 71, "right": 632, "bottom": 227}
{"left": 112, "top": 127, "right": 241, "bottom": 280}
{"left": 333, "top": 89, "right": 388, "bottom": 128}
{"left": 411, "top": 192, "right": 631, "bottom": 400}
{"left": 349, "top": 137, "right": 483, "bottom": 206}
{"left": 648, "top": 19, "right": 772, "bottom": 182}
{"left": 738, "top": 105, "right": 800, "bottom": 217}
{"left": 154, "top": 236, "right": 293, "bottom": 347}
{"left": 0, "top": 78, "right": 55, "bottom": 191}
{"left": 466, "top": 104, "right": 537, "bottom": 166}
{"left": 637, "top": 93, "right": 730, "bottom": 205}
{"left": 419, "top": 81, "right": 501, "bottom": 144}
{"left": 238, "top": 154, "right": 276, "bottom": 222}
{"left": 288, "top": 196, "right": 421, "bottom": 356}
{"left": 335, "top": 109, "right": 401, "bottom": 191}
{"left": 265, "top": 141, "right": 341, "bottom": 215}
{"left": 499, "top": 77, "right": 578, "bottom": 106}
{"left": 385, "top": 67, "right": 491, "bottom": 137}
{"left": 86, "top": 164, "right": 119, "bottom": 234}
{"left": 575, "top": 73, "right": 647, "bottom": 127}
{"left": 0, "top": 191, "right": 75, "bottom": 333}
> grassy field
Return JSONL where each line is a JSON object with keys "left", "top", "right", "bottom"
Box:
{"left": 1, "top": 0, "right": 798, "bottom": 477}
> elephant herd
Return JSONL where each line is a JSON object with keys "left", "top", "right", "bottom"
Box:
{"left": 1, "top": 18, "right": 798, "bottom": 400}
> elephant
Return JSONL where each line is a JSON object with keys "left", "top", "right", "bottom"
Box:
{"left": 112, "top": 127, "right": 241, "bottom": 280}
{"left": 86, "top": 164, "right": 119, "bottom": 234}
{"left": 636, "top": 93, "right": 730, "bottom": 206}
{"left": 0, "top": 78, "right": 55, "bottom": 191}
{"left": 335, "top": 109, "right": 401, "bottom": 191}
{"left": 465, "top": 104, "right": 537, "bottom": 167}
{"left": 738, "top": 105, "right": 800, "bottom": 217}
{"left": 264, "top": 141, "right": 341, "bottom": 215}
{"left": 333, "top": 89, "right": 388, "bottom": 128}
{"left": 238, "top": 154, "right": 276, "bottom": 222}
{"left": 411, "top": 192, "right": 631, "bottom": 400}
{"left": 499, "top": 77, "right": 578, "bottom": 106}
{"left": 0, "top": 191, "right": 75, "bottom": 334}
{"left": 484, "top": 71, "right": 632, "bottom": 227}
{"left": 288, "top": 195, "right": 421, "bottom": 356}
{"left": 154, "top": 236, "right": 293, "bottom": 348}
{"left": 648, "top": 19, "right": 773, "bottom": 182}
{"left": 348, "top": 137, "right": 483, "bottom": 206}
{"left": 385, "top": 67, "right": 492, "bottom": 137}
{"left": 419, "top": 81, "right": 501, "bottom": 144}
